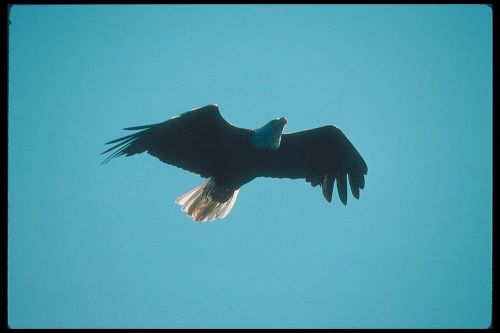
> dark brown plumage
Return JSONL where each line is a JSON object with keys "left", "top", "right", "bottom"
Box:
{"left": 102, "top": 104, "right": 367, "bottom": 221}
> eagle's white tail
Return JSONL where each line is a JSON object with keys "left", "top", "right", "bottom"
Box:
{"left": 175, "top": 178, "right": 239, "bottom": 222}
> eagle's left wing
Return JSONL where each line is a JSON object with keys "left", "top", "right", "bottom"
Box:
{"left": 260, "top": 125, "right": 368, "bottom": 205}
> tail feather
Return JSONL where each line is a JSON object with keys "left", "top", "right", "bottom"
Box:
{"left": 175, "top": 178, "right": 239, "bottom": 222}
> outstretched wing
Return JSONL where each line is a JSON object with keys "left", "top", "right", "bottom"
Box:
{"left": 261, "top": 125, "right": 368, "bottom": 205}
{"left": 101, "top": 104, "right": 253, "bottom": 178}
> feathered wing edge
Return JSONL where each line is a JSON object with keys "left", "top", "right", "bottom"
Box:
{"left": 300, "top": 136, "right": 367, "bottom": 206}
{"left": 100, "top": 125, "right": 155, "bottom": 165}
{"left": 311, "top": 155, "right": 366, "bottom": 205}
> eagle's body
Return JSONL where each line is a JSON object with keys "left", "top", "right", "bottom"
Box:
{"left": 102, "top": 104, "right": 368, "bottom": 222}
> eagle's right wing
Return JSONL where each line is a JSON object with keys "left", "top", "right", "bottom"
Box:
{"left": 101, "top": 105, "right": 253, "bottom": 178}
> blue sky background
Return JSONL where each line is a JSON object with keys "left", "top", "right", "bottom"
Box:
{"left": 8, "top": 5, "right": 492, "bottom": 329}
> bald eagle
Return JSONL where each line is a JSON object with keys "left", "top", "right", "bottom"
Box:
{"left": 102, "top": 104, "right": 368, "bottom": 222}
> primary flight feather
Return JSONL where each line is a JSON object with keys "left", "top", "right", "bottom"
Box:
{"left": 102, "top": 104, "right": 368, "bottom": 222}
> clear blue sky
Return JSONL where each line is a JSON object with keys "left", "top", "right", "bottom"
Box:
{"left": 8, "top": 4, "right": 492, "bottom": 329}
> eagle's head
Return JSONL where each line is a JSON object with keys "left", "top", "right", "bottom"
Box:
{"left": 252, "top": 117, "right": 287, "bottom": 150}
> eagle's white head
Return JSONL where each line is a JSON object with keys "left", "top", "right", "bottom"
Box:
{"left": 252, "top": 117, "right": 288, "bottom": 150}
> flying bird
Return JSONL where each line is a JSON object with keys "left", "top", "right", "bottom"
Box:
{"left": 102, "top": 104, "right": 368, "bottom": 222}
